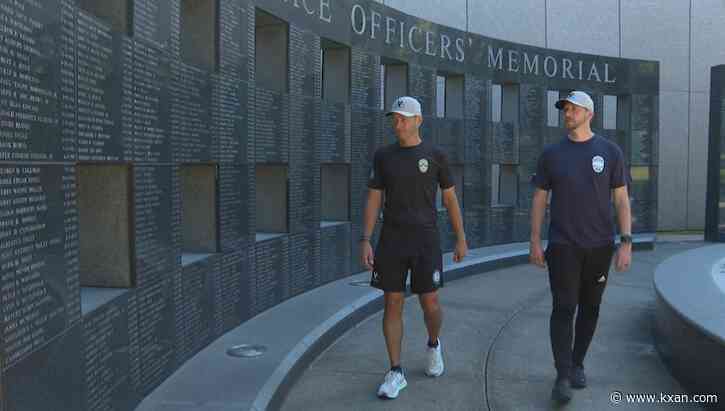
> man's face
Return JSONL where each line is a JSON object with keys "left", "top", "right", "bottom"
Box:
{"left": 391, "top": 113, "right": 421, "bottom": 136}
{"left": 562, "top": 102, "right": 592, "bottom": 130}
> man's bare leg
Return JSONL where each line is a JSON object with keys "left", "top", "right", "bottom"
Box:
{"left": 383, "top": 292, "right": 405, "bottom": 367}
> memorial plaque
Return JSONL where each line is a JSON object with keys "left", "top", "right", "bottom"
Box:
{"left": 251, "top": 237, "right": 289, "bottom": 316}
{"left": 62, "top": 165, "right": 81, "bottom": 327}
{"left": 488, "top": 207, "right": 515, "bottom": 245}
{"left": 463, "top": 208, "right": 486, "bottom": 249}
{"left": 126, "top": 292, "right": 141, "bottom": 407}
{"left": 60, "top": 0, "right": 78, "bottom": 162}
{"left": 463, "top": 155, "right": 487, "bottom": 212}
{"left": 254, "top": 87, "right": 290, "bottom": 163}
{"left": 289, "top": 26, "right": 321, "bottom": 98}
{"left": 133, "top": 166, "right": 174, "bottom": 395}
{"left": 217, "top": 164, "right": 248, "bottom": 249}
{"left": 320, "top": 223, "right": 351, "bottom": 283}
{"left": 4, "top": 325, "right": 83, "bottom": 411}
{"left": 437, "top": 213, "right": 456, "bottom": 252}
{"left": 83, "top": 293, "right": 133, "bottom": 411}
{"left": 169, "top": 62, "right": 212, "bottom": 163}
{"left": 175, "top": 258, "right": 214, "bottom": 365}
{"left": 513, "top": 209, "right": 531, "bottom": 243}
{"left": 286, "top": 232, "right": 321, "bottom": 298}
{"left": 350, "top": 108, "right": 382, "bottom": 221}
{"left": 490, "top": 121, "right": 518, "bottom": 165}
{"left": 76, "top": 12, "right": 131, "bottom": 161}
{"left": 436, "top": 119, "right": 465, "bottom": 164}
{"left": 218, "top": 0, "right": 250, "bottom": 78}
{"left": 464, "top": 76, "right": 487, "bottom": 122}
{"left": 464, "top": 119, "right": 483, "bottom": 165}
{"left": 214, "top": 247, "right": 248, "bottom": 335}
{"left": 238, "top": 241, "right": 255, "bottom": 322}
{"left": 629, "top": 166, "right": 656, "bottom": 233}
{"left": 1, "top": 165, "right": 69, "bottom": 370}
{"left": 0, "top": 0, "right": 62, "bottom": 162}
{"left": 519, "top": 85, "right": 545, "bottom": 171}
{"left": 707, "top": 68, "right": 725, "bottom": 240}
{"left": 351, "top": 50, "right": 380, "bottom": 109}
{"left": 212, "top": 77, "right": 248, "bottom": 165}
{"left": 130, "top": 40, "right": 170, "bottom": 163}
{"left": 320, "top": 101, "right": 351, "bottom": 163}
{"left": 289, "top": 96, "right": 321, "bottom": 233}
{"left": 630, "top": 94, "right": 656, "bottom": 165}
{"left": 408, "top": 65, "right": 435, "bottom": 116}
{"left": 133, "top": 0, "right": 172, "bottom": 47}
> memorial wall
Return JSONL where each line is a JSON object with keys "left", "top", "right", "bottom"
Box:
{"left": 0, "top": 0, "right": 658, "bottom": 409}
{"left": 706, "top": 65, "right": 725, "bottom": 242}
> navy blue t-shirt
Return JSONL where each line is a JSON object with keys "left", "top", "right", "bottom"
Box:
{"left": 531, "top": 135, "right": 627, "bottom": 247}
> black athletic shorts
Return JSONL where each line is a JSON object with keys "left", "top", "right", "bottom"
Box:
{"left": 370, "top": 226, "right": 443, "bottom": 294}
{"left": 544, "top": 242, "right": 616, "bottom": 307}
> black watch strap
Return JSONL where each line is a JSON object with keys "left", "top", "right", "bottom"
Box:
{"left": 620, "top": 234, "right": 632, "bottom": 244}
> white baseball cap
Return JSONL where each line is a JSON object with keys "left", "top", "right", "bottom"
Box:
{"left": 386, "top": 96, "right": 422, "bottom": 117}
{"left": 555, "top": 91, "right": 594, "bottom": 113}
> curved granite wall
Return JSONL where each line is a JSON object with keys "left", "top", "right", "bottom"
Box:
{"left": 0, "top": 0, "right": 658, "bottom": 409}
{"left": 654, "top": 245, "right": 725, "bottom": 409}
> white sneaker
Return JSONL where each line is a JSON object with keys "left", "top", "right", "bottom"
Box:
{"left": 377, "top": 370, "right": 407, "bottom": 399}
{"left": 425, "top": 339, "right": 444, "bottom": 377}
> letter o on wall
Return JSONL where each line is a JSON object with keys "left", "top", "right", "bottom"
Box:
{"left": 351, "top": 4, "right": 366, "bottom": 35}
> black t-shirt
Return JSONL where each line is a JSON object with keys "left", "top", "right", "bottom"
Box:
{"left": 368, "top": 141, "right": 454, "bottom": 230}
{"left": 531, "top": 135, "right": 627, "bottom": 248}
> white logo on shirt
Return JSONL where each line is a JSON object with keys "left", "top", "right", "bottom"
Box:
{"left": 418, "top": 158, "right": 429, "bottom": 173}
{"left": 597, "top": 275, "right": 606, "bottom": 283}
{"left": 432, "top": 270, "right": 441, "bottom": 285}
{"left": 592, "top": 155, "right": 605, "bottom": 173}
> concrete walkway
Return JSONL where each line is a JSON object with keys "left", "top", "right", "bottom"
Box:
{"left": 282, "top": 240, "right": 709, "bottom": 410}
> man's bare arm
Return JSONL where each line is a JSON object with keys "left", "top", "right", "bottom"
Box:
{"left": 442, "top": 188, "right": 465, "bottom": 242}
{"left": 362, "top": 189, "right": 383, "bottom": 239}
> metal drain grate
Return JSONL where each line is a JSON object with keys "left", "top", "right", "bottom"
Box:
{"left": 227, "top": 344, "right": 267, "bottom": 358}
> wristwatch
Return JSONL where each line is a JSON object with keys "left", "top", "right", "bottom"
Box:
{"left": 620, "top": 234, "right": 632, "bottom": 244}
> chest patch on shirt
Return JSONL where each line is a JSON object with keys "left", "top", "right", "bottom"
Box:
{"left": 592, "top": 155, "right": 605, "bottom": 173}
{"left": 418, "top": 158, "right": 429, "bottom": 173}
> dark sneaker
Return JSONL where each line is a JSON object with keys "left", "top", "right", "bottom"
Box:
{"left": 551, "top": 377, "right": 572, "bottom": 403}
{"left": 570, "top": 366, "right": 587, "bottom": 389}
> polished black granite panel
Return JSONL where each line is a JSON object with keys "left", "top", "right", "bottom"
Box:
{"left": 289, "top": 96, "right": 321, "bottom": 234}
{"left": 250, "top": 236, "right": 289, "bottom": 316}
{"left": 82, "top": 292, "right": 138, "bottom": 411}
{"left": 254, "top": 87, "right": 290, "bottom": 163}
{"left": 320, "top": 102, "right": 352, "bottom": 163}
{"left": 218, "top": 0, "right": 251, "bottom": 79}
{"left": 320, "top": 223, "right": 352, "bottom": 283}
{"left": 287, "top": 231, "right": 322, "bottom": 298}
{"left": 706, "top": 66, "right": 725, "bottom": 241}
{"left": 212, "top": 77, "right": 248, "bottom": 164}
{"left": 133, "top": 165, "right": 175, "bottom": 396}
{"left": 4, "top": 325, "right": 83, "bottom": 411}
{"left": 175, "top": 256, "right": 216, "bottom": 365}
{"left": 169, "top": 62, "right": 213, "bottom": 163}
{"left": 1, "top": 165, "right": 72, "bottom": 369}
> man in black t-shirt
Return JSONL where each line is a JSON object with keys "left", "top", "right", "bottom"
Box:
{"left": 530, "top": 91, "right": 633, "bottom": 404}
{"left": 360, "top": 96, "right": 468, "bottom": 399}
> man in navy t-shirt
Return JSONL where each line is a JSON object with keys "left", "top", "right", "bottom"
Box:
{"left": 529, "top": 91, "right": 633, "bottom": 403}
